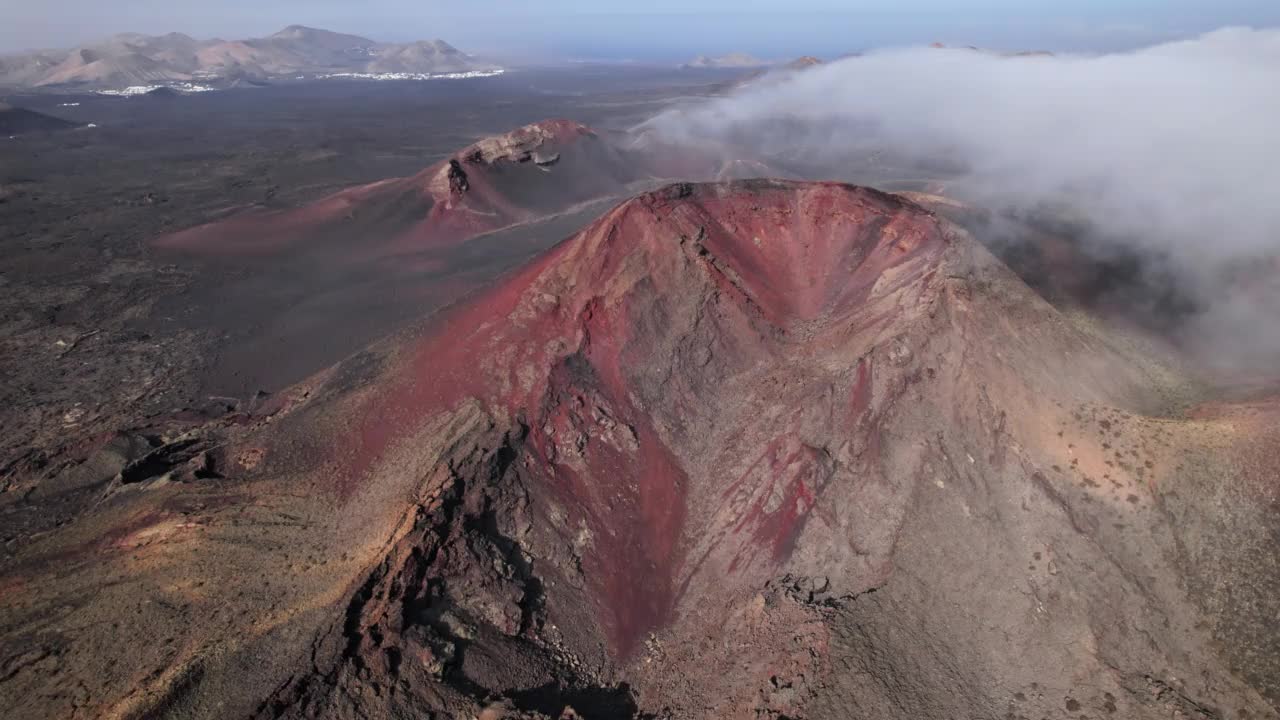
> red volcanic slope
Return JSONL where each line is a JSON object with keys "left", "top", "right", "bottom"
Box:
{"left": 9, "top": 180, "right": 1280, "bottom": 719}
{"left": 153, "top": 119, "right": 639, "bottom": 256}
{"left": 345, "top": 180, "right": 952, "bottom": 657}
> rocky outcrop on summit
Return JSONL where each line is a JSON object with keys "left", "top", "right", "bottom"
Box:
{"left": 4, "top": 180, "right": 1278, "bottom": 719}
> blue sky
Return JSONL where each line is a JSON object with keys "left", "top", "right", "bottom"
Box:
{"left": 4, "top": 0, "right": 1280, "bottom": 58}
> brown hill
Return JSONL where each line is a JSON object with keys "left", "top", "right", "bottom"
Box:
{"left": 145, "top": 119, "right": 774, "bottom": 398}
{"left": 152, "top": 119, "right": 768, "bottom": 258}
{"left": 0, "top": 25, "right": 494, "bottom": 89}
{"left": 153, "top": 120, "right": 642, "bottom": 256}
{"left": 0, "top": 52, "right": 63, "bottom": 86}
{"left": 3, "top": 180, "right": 1278, "bottom": 719}
{"left": 784, "top": 55, "right": 823, "bottom": 70}
{"left": 683, "top": 53, "right": 769, "bottom": 69}
{"left": 366, "top": 40, "right": 475, "bottom": 74}
{"left": 717, "top": 55, "right": 824, "bottom": 93}
{"left": 37, "top": 48, "right": 183, "bottom": 87}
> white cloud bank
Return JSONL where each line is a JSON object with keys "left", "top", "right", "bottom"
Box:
{"left": 643, "top": 28, "right": 1280, "bottom": 374}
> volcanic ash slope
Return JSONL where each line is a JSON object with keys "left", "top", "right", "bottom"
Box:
{"left": 2, "top": 181, "right": 1278, "bottom": 720}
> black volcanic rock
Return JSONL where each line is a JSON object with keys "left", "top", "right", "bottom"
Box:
{"left": 142, "top": 86, "right": 181, "bottom": 99}
{"left": 0, "top": 103, "right": 79, "bottom": 134}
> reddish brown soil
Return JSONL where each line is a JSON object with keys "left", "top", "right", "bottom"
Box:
{"left": 341, "top": 182, "right": 948, "bottom": 659}
{"left": 152, "top": 120, "right": 644, "bottom": 258}
{"left": 2, "top": 180, "right": 1279, "bottom": 720}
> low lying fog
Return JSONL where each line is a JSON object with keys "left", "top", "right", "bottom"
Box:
{"left": 643, "top": 28, "right": 1280, "bottom": 376}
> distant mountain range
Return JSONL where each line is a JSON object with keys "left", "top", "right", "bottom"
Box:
{"left": 0, "top": 25, "right": 497, "bottom": 90}
{"left": 929, "top": 41, "right": 1054, "bottom": 57}
{"left": 682, "top": 53, "right": 771, "bottom": 69}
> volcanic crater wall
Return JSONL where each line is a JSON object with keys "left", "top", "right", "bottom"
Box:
{"left": 306, "top": 180, "right": 1280, "bottom": 718}
{"left": 298, "top": 181, "right": 973, "bottom": 715}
